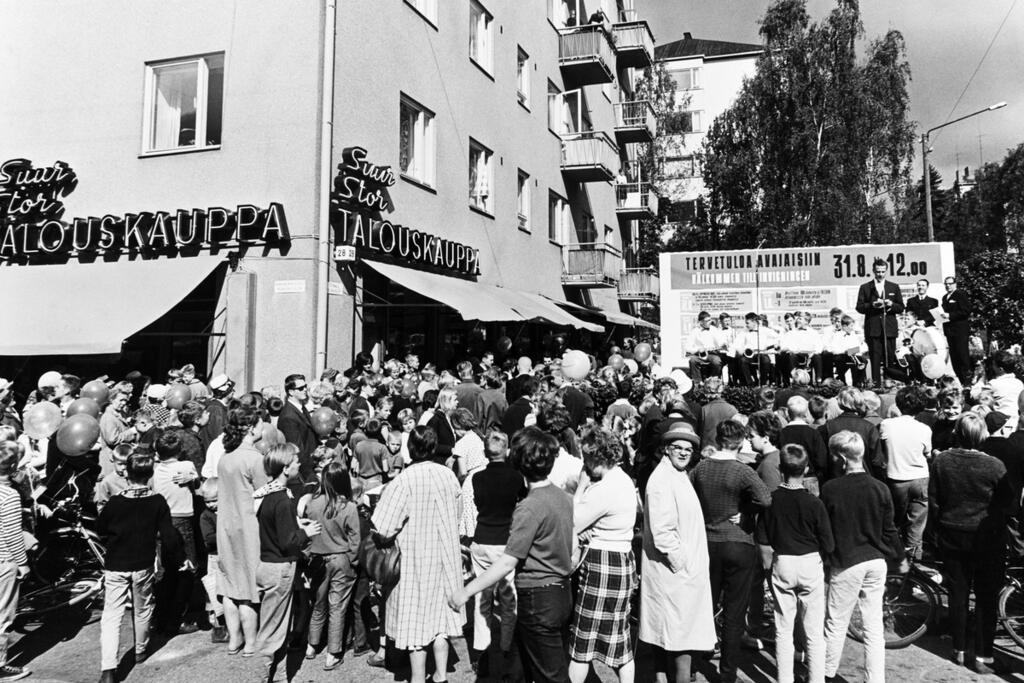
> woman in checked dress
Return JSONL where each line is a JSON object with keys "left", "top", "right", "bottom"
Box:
{"left": 372, "top": 425, "right": 465, "bottom": 683}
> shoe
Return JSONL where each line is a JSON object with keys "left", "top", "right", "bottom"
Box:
{"left": 741, "top": 632, "right": 763, "bottom": 650}
{"left": 305, "top": 645, "right": 317, "bottom": 660}
{"left": 352, "top": 644, "right": 371, "bottom": 656}
{"left": 973, "top": 658, "right": 1008, "bottom": 675}
{"left": 210, "top": 626, "right": 229, "bottom": 643}
{"left": 951, "top": 650, "right": 965, "bottom": 666}
{"left": 324, "top": 655, "right": 342, "bottom": 671}
{"left": 135, "top": 649, "right": 149, "bottom": 664}
{"left": 367, "top": 653, "right": 386, "bottom": 668}
{"left": 175, "top": 622, "right": 200, "bottom": 635}
{"left": 95, "top": 671, "right": 113, "bottom": 683}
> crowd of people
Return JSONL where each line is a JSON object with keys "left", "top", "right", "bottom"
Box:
{"left": 0, "top": 323, "right": 1021, "bottom": 683}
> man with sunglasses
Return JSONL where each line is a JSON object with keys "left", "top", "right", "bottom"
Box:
{"left": 278, "top": 374, "right": 320, "bottom": 489}
{"left": 939, "top": 277, "right": 972, "bottom": 384}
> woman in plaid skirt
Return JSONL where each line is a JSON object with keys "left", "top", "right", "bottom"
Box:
{"left": 569, "top": 426, "right": 639, "bottom": 683}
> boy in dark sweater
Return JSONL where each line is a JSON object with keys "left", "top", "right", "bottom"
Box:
{"left": 96, "top": 452, "right": 182, "bottom": 683}
{"left": 820, "top": 431, "right": 906, "bottom": 683}
{"left": 756, "top": 445, "right": 834, "bottom": 683}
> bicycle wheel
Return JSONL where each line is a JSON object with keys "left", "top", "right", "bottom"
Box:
{"left": 998, "top": 581, "right": 1024, "bottom": 650}
{"left": 848, "top": 573, "right": 935, "bottom": 648}
{"left": 17, "top": 571, "right": 103, "bottom": 619}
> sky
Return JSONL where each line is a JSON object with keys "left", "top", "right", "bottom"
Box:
{"left": 642, "top": 0, "right": 1023, "bottom": 189}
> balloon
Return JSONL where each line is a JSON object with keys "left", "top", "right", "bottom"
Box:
{"left": 921, "top": 353, "right": 946, "bottom": 380}
{"left": 165, "top": 384, "right": 192, "bottom": 410}
{"left": 401, "top": 379, "right": 417, "bottom": 399}
{"left": 561, "top": 350, "right": 590, "bottom": 381}
{"left": 37, "top": 371, "right": 62, "bottom": 392}
{"left": 65, "top": 397, "right": 100, "bottom": 419}
{"left": 55, "top": 414, "right": 100, "bottom": 457}
{"left": 80, "top": 380, "right": 110, "bottom": 406}
{"left": 609, "top": 345, "right": 622, "bottom": 356}
{"left": 910, "top": 328, "right": 938, "bottom": 357}
{"left": 255, "top": 422, "right": 286, "bottom": 454}
{"left": 623, "top": 359, "right": 639, "bottom": 374}
{"left": 496, "top": 336, "right": 513, "bottom": 354}
{"left": 669, "top": 369, "right": 693, "bottom": 395}
{"left": 607, "top": 354, "right": 625, "bottom": 372}
{"left": 634, "top": 342, "right": 653, "bottom": 363}
{"left": 23, "top": 402, "right": 63, "bottom": 439}
{"left": 311, "top": 407, "right": 340, "bottom": 438}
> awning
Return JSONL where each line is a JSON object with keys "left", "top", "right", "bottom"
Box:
{"left": 0, "top": 255, "right": 223, "bottom": 356}
{"left": 601, "top": 309, "right": 660, "bottom": 330}
{"left": 363, "top": 260, "right": 603, "bottom": 331}
{"left": 492, "top": 288, "right": 604, "bottom": 333}
{"left": 363, "top": 260, "right": 523, "bottom": 322}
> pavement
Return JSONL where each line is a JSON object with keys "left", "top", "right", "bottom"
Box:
{"left": 9, "top": 604, "right": 1024, "bottom": 683}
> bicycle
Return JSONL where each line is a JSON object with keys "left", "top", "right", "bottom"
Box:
{"left": 16, "top": 475, "right": 105, "bottom": 622}
{"left": 847, "top": 558, "right": 1024, "bottom": 650}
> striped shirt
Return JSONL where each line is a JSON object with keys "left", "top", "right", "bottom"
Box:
{"left": 0, "top": 484, "right": 26, "bottom": 565}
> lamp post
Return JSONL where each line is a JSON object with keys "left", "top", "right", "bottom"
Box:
{"left": 922, "top": 101, "right": 1007, "bottom": 241}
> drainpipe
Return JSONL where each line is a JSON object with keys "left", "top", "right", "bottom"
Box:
{"left": 314, "top": 0, "right": 337, "bottom": 375}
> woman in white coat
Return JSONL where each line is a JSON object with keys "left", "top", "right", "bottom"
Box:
{"left": 640, "top": 422, "right": 716, "bottom": 683}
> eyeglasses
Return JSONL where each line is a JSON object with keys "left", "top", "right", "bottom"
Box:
{"left": 943, "top": 281, "right": 955, "bottom": 286}
{"left": 293, "top": 385, "right": 307, "bottom": 391}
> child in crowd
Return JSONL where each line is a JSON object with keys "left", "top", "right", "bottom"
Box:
{"left": 384, "top": 432, "right": 405, "bottom": 480}
{"left": 198, "top": 478, "right": 228, "bottom": 643}
{"left": 0, "top": 443, "right": 29, "bottom": 682}
{"left": 349, "top": 479, "right": 380, "bottom": 665}
{"left": 152, "top": 431, "right": 199, "bottom": 635}
{"left": 97, "top": 452, "right": 182, "bottom": 683}
{"left": 133, "top": 410, "right": 159, "bottom": 453}
{"left": 94, "top": 444, "right": 133, "bottom": 513}
{"left": 396, "top": 409, "right": 416, "bottom": 465}
{"left": 755, "top": 444, "right": 835, "bottom": 683}
{"left": 301, "top": 462, "right": 360, "bottom": 670}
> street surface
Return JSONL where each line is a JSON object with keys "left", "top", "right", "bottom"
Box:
{"left": 9, "top": 604, "right": 1024, "bottom": 683}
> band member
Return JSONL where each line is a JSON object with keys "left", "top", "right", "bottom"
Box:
{"left": 905, "top": 279, "right": 938, "bottom": 327}
{"left": 855, "top": 258, "right": 904, "bottom": 385}
{"left": 827, "top": 315, "right": 867, "bottom": 386}
{"left": 718, "top": 312, "right": 740, "bottom": 385}
{"left": 898, "top": 309, "right": 948, "bottom": 382}
{"left": 939, "top": 276, "right": 972, "bottom": 384}
{"left": 778, "top": 311, "right": 823, "bottom": 383}
{"left": 819, "top": 307, "right": 845, "bottom": 381}
{"left": 730, "top": 312, "right": 775, "bottom": 386}
{"left": 686, "top": 311, "right": 728, "bottom": 383}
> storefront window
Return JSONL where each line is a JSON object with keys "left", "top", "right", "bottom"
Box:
{"left": 143, "top": 53, "right": 224, "bottom": 154}
{"left": 399, "top": 95, "right": 436, "bottom": 186}
{"left": 468, "top": 139, "right": 492, "bottom": 213}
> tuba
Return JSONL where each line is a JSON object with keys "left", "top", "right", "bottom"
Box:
{"left": 697, "top": 350, "right": 709, "bottom": 361}
{"left": 744, "top": 348, "right": 756, "bottom": 359}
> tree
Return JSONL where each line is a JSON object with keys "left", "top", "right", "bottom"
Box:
{"left": 958, "top": 250, "right": 1024, "bottom": 345}
{"left": 697, "top": 0, "right": 915, "bottom": 248}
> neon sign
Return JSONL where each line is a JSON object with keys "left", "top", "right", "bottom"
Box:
{"left": 330, "top": 147, "right": 480, "bottom": 277}
{"left": 0, "top": 158, "right": 290, "bottom": 263}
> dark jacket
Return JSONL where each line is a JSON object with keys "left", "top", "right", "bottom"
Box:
{"left": 906, "top": 295, "right": 938, "bottom": 326}
{"left": 855, "top": 279, "right": 905, "bottom": 338}
{"left": 502, "top": 397, "right": 533, "bottom": 436}
{"left": 941, "top": 289, "right": 971, "bottom": 335}
{"left": 278, "top": 400, "right": 320, "bottom": 479}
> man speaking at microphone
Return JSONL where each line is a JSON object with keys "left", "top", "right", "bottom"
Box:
{"left": 855, "top": 258, "right": 904, "bottom": 386}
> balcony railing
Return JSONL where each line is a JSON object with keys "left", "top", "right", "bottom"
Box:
{"left": 617, "top": 267, "right": 660, "bottom": 302}
{"left": 611, "top": 17, "right": 654, "bottom": 69}
{"left": 615, "top": 182, "right": 659, "bottom": 219}
{"left": 562, "top": 242, "right": 622, "bottom": 288}
{"left": 558, "top": 25, "right": 615, "bottom": 85}
{"left": 560, "top": 131, "right": 619, "bottom": 182}
{"left": 613, "top": 100, "right": 655, "bottom": 144}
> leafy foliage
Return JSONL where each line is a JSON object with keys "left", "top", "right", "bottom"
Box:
{"left": 696, "top": 0, "right": 915, "bottom": 248}
{"left": 958, "top": 250, "right": 1024, "bottom": 345}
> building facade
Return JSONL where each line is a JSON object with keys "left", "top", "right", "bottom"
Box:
{"left": 1, "top": 0, "right": 657, "bottom": 392}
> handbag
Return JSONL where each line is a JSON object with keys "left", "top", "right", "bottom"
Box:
{"left": 360, "top": 528, "right": 401, "bottom": 589}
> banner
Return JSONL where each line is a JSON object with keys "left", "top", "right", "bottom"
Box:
{"left": 659, "top": 242, "right": 956, "bottom": 370}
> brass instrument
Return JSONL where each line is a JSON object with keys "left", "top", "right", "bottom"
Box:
{"left": 744, "top": 348, "right": 756, "bottom": 359}
{"left": 697, "top": 350, "right": 709, "bottom": 361}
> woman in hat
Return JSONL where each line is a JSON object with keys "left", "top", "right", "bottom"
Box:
{"left": 639, "top": 422, "right": 715, "bottom": 683}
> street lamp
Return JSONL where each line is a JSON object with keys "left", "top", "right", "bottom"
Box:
{"left": 922, "top": 101, "right": 1007, "bottom": 241}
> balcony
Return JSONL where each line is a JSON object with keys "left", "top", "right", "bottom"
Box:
{"left": 558, "top": 25, "right": 615, "bottom": 85}
{"left": 612, "top": 11, "right": 654, "bottom": 69}
{"left": 562, "top": 242, "right": 622, "bottom": 288}
{"left": 560, "top": 131, "right": 619, "bottom": 182}
{"left": 613, "top": 100, "right": 655, "bottom": 144}
{"left": 617, "top": 267, "right": 660, "bottom": 302}
{"left": 615, "top": 182, "right": 659, "bottom": 220}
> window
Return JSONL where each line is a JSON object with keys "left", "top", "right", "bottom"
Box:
{"left": 143, "top": 53, "right": 224, "bottom": 154}
{"left": 517, "top": 170, "right": 530, "bottom": 231}
{"left": 671, "top": 67, "right": 701, "bottom": 90}
{"left": 548, "top": 85, "right": 591, "bottom": 136}
{"left": 547, "top": 81, "right": 561, "bottom": 132}
{"left": 680, "top": 110, "right": 703, "bottom": 133}
{"left": 469, "top": 1, "right": 493, "bottom": 73}
{"left": 468, "top": 139, "right": 493, "bottom": 213}
{"left": 516, "top": 47, "right": 530, "bottom": 108}
{"left": 399, "top": 95, "right": 436, "bottom": 186}
{"left": 548, "top": 191, "right": 570, "bottom": 244}
{"left": 666, "top": 155, "right": 701, "bottom": 179}
{"left": 404, "top": 0, "right": 437, "bottom": 24}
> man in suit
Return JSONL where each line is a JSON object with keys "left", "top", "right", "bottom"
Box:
{"left": 940, "top": 276, "right": 972, "bottom": 384}
{"left": 502, "top": 375, "right": 539, "bottom": 436}
{"left": 855, "top": 258, "right": 905, "bottom": 386}
{"left": 454, "top": 361, "right": 486, "bottom": 425}
{"left": 277, "top": 373, "right": 320, "bottom": 487}
{"left": 905, "top": 278, "right": 938, "bottom": 327}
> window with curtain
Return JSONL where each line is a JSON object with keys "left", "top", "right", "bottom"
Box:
{"left": 547, "top": 81, "right": 561, "bottom": 132}
{"left": 469, "top": 1, "right": 493, "bottom": 72}
{"left": 548, "top": 192, "right": 568, "bottom": 243}
{"left": 468, "top": 139, "right": 493, "bottom": 213}
{"left": 399, "top": 95, "right": 436, "bottom": 186}
{"left": 144, "top": 53, "right": 224, "bottom": 154}
{"left": 517, "top": 47, "right": 530, "bottom": 107}
{"left": 517, "top": 170, "right": 530, "bottom": 230}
